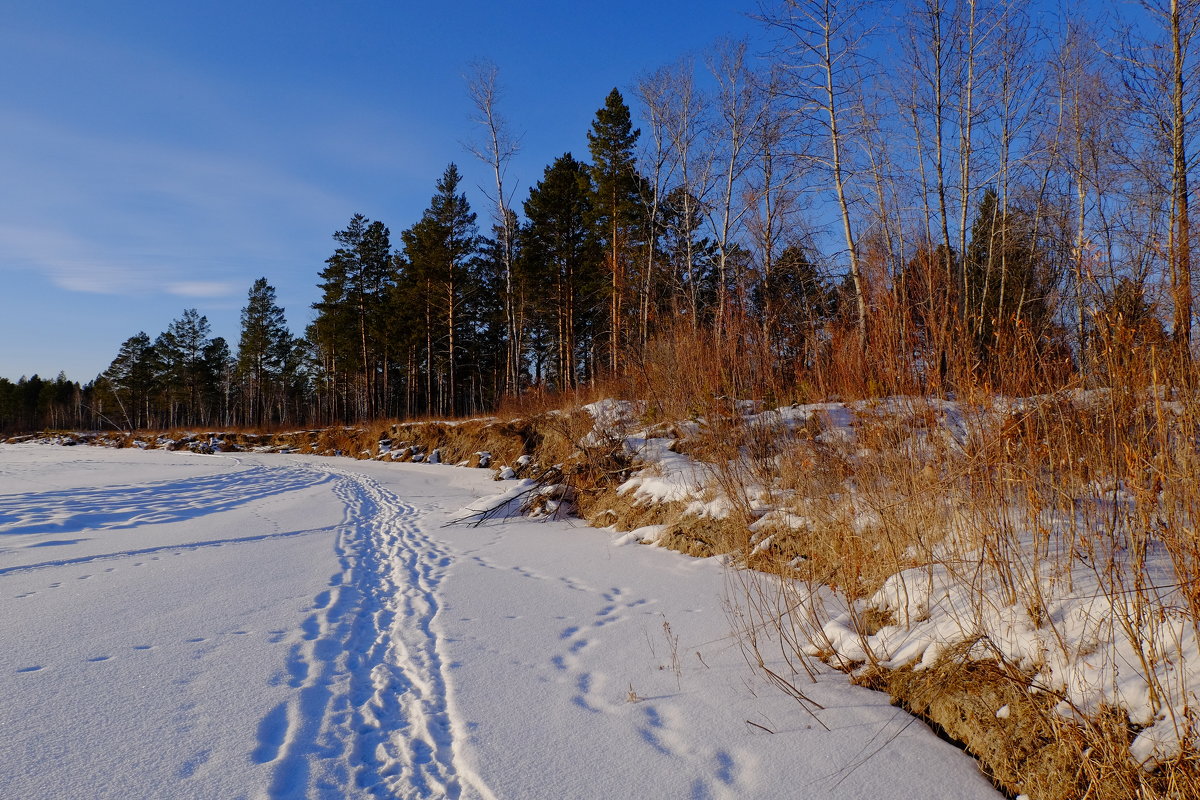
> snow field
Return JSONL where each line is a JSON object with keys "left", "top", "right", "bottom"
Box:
{"left": 0, "top": 443, "right": 1000, "bottom": 798}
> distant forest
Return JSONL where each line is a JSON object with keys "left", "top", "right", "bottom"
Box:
{"left": 4, "top": 0, "right": 1197, "bottom": 432}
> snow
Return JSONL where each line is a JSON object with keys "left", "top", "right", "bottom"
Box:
{"left": 616, "top": 437, "right": 710, "bottom": 508}
{"left": 819, "top": 554, "right": 1200, "bottom": 769}
{"left": 0, "top": 442, "right": 1000, "bottom": 799}
{"left": 576, "top": 393, "right": 1200, "bottom": 771}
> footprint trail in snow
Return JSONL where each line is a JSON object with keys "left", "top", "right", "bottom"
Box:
{"left": 262, "top": 464, "right": 493, "bottom": 800}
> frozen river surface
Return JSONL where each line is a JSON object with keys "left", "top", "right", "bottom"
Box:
{"left": 0, "top": 444, "right": 1000, "bottom": 799}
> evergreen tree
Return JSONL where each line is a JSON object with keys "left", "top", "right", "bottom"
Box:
{"left": 520, "top": 153, "right": 602, "bottom": 389}
{"left": 17, "top": 376, "right": 45, "bottom": 431}
{"left": 587, "top": 88, "right": 645, "bottom": 373}
{"left": 154, "top": 309, "right": 216, "bottom": 426}
{"left": 101, "top": 332, "right": 157, "bottom": 429}
{"left": 0, "top": 378, "right": 22, "bottom": 432}
{"left": 753, "top": 245, "right": 833, "bottom": 369}
{"left": 963, "top": 190, "right": 1059, "bottom": 366}
{"left": 312, "top": 215, "right": 362, "bottom": 420}
{"left": 401, "top": 164, "right": 480, "bottom": 416}
{"left": 1093, "top": 277, "right": 1166, "bottom": 379}
{"left": 385, "top": 249, "right": 425, "bottom": 418}
{"left": 236, "top": 278, "right": 293, "bottom": 426}
{"left": 312, "top": 214, "right": 398, "bottom": 420}
{"left": 35, "top": 372, "right": 81, "bottom": 430}
{"left": 204, "top": 336, "right": 233, "bottom": 427}
{"left": 472, "top": 217, "right": 518, "bottom": 404}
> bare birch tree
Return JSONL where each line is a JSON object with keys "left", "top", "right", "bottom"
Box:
{"left": 761, "top": 0, "right": 872, "bottom": 342}
{"left": 746, "top": 66, "right": 806, "bottom": 343}
{"left": 660, "top": 59, "right": 712, "bottom": 327}
{"left": 706, "top": 38, "right": 770, "bottom": 338}
{"left": 635, "top": 66, "right": 681, "bottom": 347}
{"left": 465, "top": 60, "right": 523, "bottom": 393}
{"left": 1121, "top": 0, "right": 1200, "bottom": 351}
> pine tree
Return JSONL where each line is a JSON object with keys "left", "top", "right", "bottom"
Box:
{"left": 312, "top": 214, "right": 398, "bottom": 420}
{"left": 101, "top": 332, "right": 157, "bottom": 429}
{"left": 36, "top": 372, "right": 82, "bottom": 430}
{"left": 401, "top": 164, "right": 480, "bottom": 416}
{"left": 587, "top": 88, "right": 644, "bottom": 374}
{"left": 312, "top": 215, "right": 362, "bottom": 420}
{"left": 473, "top": 217, "right": 518, "bottom": 405}
{"left": 963, "top": 190, "right": 1057, "bottom": 367}
{"left": 204, "top": 337, "right": 233, "bottom": 427}
{"left": 237, "top": 278, "right": 293, "bottom": 426}
{"left": 661, "top": 186, "right": 719, "bottom": 327}
{"left": 154, "top": 309, "right": 215, "bottom": 426}
{"left": 754, "top": 245, "right": 833, "bottom": 369}
{"left": 521, "top": 153, "right": 602, "bottom": 389}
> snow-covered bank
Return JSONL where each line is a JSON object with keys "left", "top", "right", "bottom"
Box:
{"left": 0, "top": 443, "right": 999, "bottom": 799}
{"left": 578, "top": 393, "right": 1200, "bottom": 796}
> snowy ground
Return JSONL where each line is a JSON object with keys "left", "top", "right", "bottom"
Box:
{"left": 0, "top": 443, "right": 1001, "bottom": 799}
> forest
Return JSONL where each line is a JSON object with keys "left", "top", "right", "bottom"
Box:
{"left": 3, "top": 0, "right": 1196, "bottom": 432}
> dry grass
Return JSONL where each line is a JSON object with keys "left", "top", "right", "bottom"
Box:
{"left": 715, "top": 346, "right": 1200, "bottom": 797}
{"left": 859, "top": 649, "right": 1135, "bottom": 800}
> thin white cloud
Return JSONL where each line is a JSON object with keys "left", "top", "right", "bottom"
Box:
{"left": 165, "top": 281, "right": 238, "bottom": 298}
{"left": 0, "top": 223, "right": 151, "bottom": 295}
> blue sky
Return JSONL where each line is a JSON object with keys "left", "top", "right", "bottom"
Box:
{"left": 0, "top": 0, "right": 760, "bottom": 382}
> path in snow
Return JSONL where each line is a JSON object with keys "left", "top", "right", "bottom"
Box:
{"left": 0, "top": 444, "right": 1002, "bottom": 799}
{"left": 263, "top": 464, "right": 491, "bottom": 799}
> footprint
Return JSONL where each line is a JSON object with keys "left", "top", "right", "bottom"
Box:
{"left": 715, "top": 751, "right": 735, "bottom": 785}
{"left": 412, "top": 739, "right": 434, "bottom": 765}
{"left": 252, "top": 703, "right": 289, "bottom": 764}
{"left": 638, "top": 707, "right": 672, "bottom": 756}
{"left": 133, "top": 645, "right": 153, "bottom": 651}
{"left": 177, "top": 749, "right": 211, "bottom": 779}
{"left": 185, "top": 637, "right": 205, "bottom": 643}
{"left": 77, "top": 574, "right": 91, "bottom": 580}
{"left": 286, "top": 644, "right": 308, "bottom": 687}
{"left": 86, "top": 656, "right": 111, "bottom": 663}
{"left": 573, "top": 674, "right": 600, "bottom": 713}
{"left": 17, "top": 666, "right": 43, "bottom": 673}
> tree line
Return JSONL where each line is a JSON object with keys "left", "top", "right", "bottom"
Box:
{"left": 5, "top": 0, "right": 1198, "bottom": 432}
